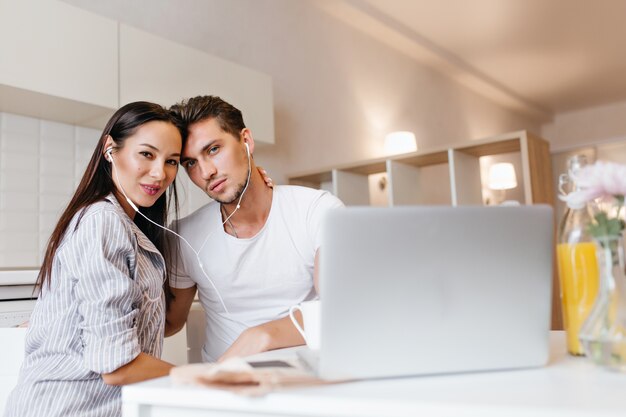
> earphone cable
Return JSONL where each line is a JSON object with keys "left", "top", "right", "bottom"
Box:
{"left": 108, "top": 148, "right": 236, "bottom": 314}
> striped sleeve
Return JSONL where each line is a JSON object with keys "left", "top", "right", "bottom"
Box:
{"left": 65, "top": 209, "right": 142, "bottom": 374}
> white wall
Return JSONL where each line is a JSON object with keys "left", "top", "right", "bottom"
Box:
{"left": 0, "top": 111, "right": 206, "bottom": 268}
{"left": 62, "top": 0, "right": 541, "bottom": 184}
{"left": 0, "top": 112, "right": 99, "bottom": 267}
{"left": 542, "top": 99, "right": 626, "bottom": 152}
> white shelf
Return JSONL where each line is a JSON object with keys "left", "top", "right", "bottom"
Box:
{"left": 332, "top": 169, "right": 372, "bottom": 206}
{"left": 448, "top": 149, "right": 483, "bottom": 206}
{"left": 289, "top": 130, "right": 553, "bottom": 208}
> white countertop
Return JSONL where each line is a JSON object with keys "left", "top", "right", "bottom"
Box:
{"left": 0, "top": 269, "right": 38, "bottom": 287}
{"left": 122, "top": 332, "right": 626, "bottom": 417}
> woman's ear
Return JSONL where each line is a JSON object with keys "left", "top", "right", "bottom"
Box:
{"left": 103, "top": 135, "right": 114, "bottom": 161}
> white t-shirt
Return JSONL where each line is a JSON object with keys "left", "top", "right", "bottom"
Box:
{"left": 170, "top": 185, "right": 344, "bottom": 362}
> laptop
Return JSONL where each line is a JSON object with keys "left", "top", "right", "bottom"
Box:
{"left": 302, "top": 205, "right": 553, "bottom": 380}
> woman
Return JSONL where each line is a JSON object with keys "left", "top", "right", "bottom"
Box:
{"left": 4, "top": 101, "right": 183, "bottom": 417}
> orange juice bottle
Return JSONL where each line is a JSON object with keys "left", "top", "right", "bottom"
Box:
{"left": 557, "top": 155, "right": 599, "bottom": 355}
{"left": 556, "top": 242, "right": 599, "bottom": 355}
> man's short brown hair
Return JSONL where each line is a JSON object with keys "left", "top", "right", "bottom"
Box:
{"left": 170, "top": 95, "right": 246, "bottom": 140}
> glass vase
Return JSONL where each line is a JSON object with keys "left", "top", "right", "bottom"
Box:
{"left": 579, "top": 234, "right": 626, "bottom": 371}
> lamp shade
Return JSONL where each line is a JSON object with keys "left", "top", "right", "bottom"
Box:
{"left": 488, "top": 162, "right": 517, "bottom": 190}
{"left": 384, "top": 131, "right": 417, "bottom": 155}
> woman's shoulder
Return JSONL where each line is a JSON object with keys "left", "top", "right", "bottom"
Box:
{"left": 55, "top": 200, "right": 131, "bottom": 256}
{"left": 78, "top": 199, "right": 128, "bottom": 225}
{"left": 62, "top": 199, "right": 133, "bottom": 246}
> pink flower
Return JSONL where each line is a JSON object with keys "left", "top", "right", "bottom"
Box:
{"left": 561, "top": 161, "right": 626, "bottom": 209}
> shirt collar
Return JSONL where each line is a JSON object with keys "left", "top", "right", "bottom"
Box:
{"left": 104, "top": 193, "right": 162, "bottom": 256}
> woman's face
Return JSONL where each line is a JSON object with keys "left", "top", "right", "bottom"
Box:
{"left": 108, "top": 121, "right": 182, "bottom": 218}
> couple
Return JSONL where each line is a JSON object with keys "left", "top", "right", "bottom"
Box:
{"left": 5, "top": 97, "right": 343, "bottom": 417}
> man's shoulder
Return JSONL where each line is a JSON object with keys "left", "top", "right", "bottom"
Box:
{"left": 175, "top": 200, "right": 219, "bottom": 229}
{"left": 274, "top": 185, "right": 344, "bottom": 212}
{"left": 275, "top": 185, "right": 336, "bottom": 202}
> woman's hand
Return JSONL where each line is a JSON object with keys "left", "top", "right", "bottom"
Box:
{"left": 257, "top": 167, "right": 273, "bottom": 188}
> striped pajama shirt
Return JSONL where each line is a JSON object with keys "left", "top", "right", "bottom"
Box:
{"left": 4, "top": 194, "right": 166, "bottom": 417}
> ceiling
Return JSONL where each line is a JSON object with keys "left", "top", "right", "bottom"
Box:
{"left": 319, "top": 0, "right": 626, "bottom": 121}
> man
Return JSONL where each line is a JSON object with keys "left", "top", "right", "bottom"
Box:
{"left": 166, "top": 96, "right": 344, "bottom": 362}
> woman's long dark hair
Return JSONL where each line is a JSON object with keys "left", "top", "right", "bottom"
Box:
{"left": 37, "top": 101, "right": 183, "bottom": 304}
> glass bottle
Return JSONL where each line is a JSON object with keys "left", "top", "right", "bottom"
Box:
{"left": 556, "top": 155, "right": 600, "bottom": 355}
{"left": 579, "top": 232, "right": 626, "bottom": 370}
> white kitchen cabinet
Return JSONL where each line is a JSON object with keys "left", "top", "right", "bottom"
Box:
{"left": 0, "top": 2, "right": 275, "bottom": 136}
{"left": 0, "top": 0, "right": 118, "bottom": 127}
{"left": 120, "top": 25, "right": 275, "bottom": 145}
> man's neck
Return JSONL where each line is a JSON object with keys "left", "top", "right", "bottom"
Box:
{"left": 220, "top": 168, "right": 273, "bottom": 238}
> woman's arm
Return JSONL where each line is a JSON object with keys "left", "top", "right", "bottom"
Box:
{"left": 102, "top": 352, "right": 173, "bottom": 386}
{"left": 69, "top": 209, "right": 169, "bottom": 382}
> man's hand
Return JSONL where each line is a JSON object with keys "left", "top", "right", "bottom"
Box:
{"left": 218, "top": 314, "right": 305, "bottom": 362}
{"left": 218, "top": 325, "right": 273, "bottom": 362}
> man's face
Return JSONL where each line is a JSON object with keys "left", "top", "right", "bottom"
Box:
{"left": 181, "top": 118, "right": 249, "bottom": 204}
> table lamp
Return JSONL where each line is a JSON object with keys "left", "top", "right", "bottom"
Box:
{"left": 384, "top": 131, "right": 417, "bottom": 155}
{"left": 488, "top": 162, "right": 518, "bottom": 205}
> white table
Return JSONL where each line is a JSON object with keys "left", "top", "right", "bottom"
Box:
{"left": 0, "top": 328, "right": 27, "bottom": 415}
{"left": 122, "top": 332, "right": 626, "bottom": 417}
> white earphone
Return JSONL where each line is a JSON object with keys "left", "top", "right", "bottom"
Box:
{"left": 106, "top": 146, "right": 139, "bottom": 212}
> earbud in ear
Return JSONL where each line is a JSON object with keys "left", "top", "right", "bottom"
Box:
{"left": 244, "top": 142, "right": 250, "bottom": 156}
{"left": 105, "top": 147, "right": 113, "bottom": 162}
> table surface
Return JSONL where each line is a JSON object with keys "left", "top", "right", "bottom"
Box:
{"left": 122, "top": 332, "right": 626, "bottom": 417}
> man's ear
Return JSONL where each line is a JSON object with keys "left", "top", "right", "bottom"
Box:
{"left": 241, "top": 128, "right": 255, "bottom": 155}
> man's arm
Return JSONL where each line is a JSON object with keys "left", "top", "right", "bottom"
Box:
{"left": 219, "top": 249, "right": 321, "bottom": 361}
{"left": 165, "top": 286, "right": 197, "bottom": 337}
{"left": 218, "top": 311, "right": 305, "bottom": 361}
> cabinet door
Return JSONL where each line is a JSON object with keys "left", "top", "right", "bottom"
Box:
{"left": 0, "top": 0, "right": 118, "bottom": 109}
{"left": 119, "top": 25, "right": 275, "bottom": 144}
